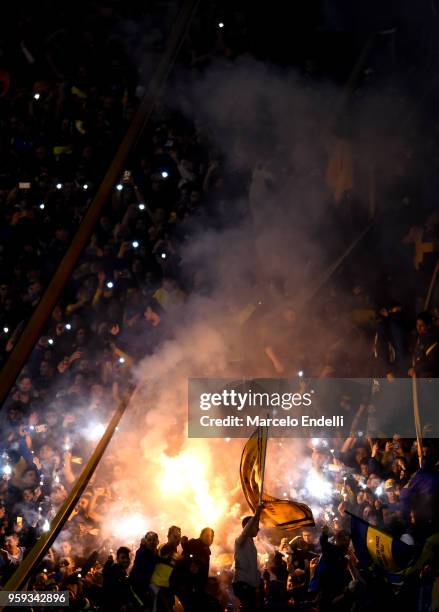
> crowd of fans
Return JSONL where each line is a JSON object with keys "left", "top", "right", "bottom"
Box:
{"left": 1, "top": 2, "right": 439, "bottom": 612}
{"left": 0, "top": 2, "right": 236, "bottom": 610}
{"left": 0, "top": 3, "right": 142, "bottom": 363}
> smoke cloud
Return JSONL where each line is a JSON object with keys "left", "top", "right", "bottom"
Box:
{"left": 83, "top": 54, "right": 416, "bottom": 556}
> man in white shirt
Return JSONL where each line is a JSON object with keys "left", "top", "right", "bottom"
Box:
{"left": 233, "top": 503, "right": 264, "bottom": 611}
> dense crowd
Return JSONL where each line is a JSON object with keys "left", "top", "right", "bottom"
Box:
{"left": 1, "top": 2, "right": 439, "bottom": 612}
{"left": 0, "top": 2, "right": 234, "bottom": 609}
{"left": 0, "top": 2, "right": 142, "bottom": 364}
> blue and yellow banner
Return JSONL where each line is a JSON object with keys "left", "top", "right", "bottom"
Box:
{"left": 348, "top": 512, "right": 415, "bottom": 579}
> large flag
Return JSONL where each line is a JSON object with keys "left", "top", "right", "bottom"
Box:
{"left": 239, "top": 427, "right": 267, "bottom": 510}
{"left": 239, "top": 428, "right": 314, "bottom": 531}
{"left": 348, "top": 512, "right": 415, "bottom": 583}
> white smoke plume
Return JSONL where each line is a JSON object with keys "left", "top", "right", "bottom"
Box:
{"left": 80, "top": 55, "right": 414, "bottom": 558}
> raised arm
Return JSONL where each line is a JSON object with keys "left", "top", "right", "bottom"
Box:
{"left": 236, "top": 503, "right": 265, "bottom": 545}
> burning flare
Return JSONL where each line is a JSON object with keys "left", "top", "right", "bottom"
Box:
{"left": 157, "top": 442, "right": 229, "bottom": 532}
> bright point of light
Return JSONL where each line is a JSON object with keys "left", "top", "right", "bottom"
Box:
{"left": 38, "top": 506, "right": 42, "bottom": 512}
{"left": 33, "top": 93, "right": 40, "bottom": 100}
{"left": 161, "top": 252, "right": 167, "bottom": 259}
{"left": 30, "top": 426, "right": 35, "bottom": 431}
{"left": 118, "top": 357, "right": 125, "bottom": 364}
{"left": 56, "top": 183, "right": 62, "bottom": 190}
{"left": 83, "top": 184, "right": 88, "bottom": 190}
{"left": 63, "top": 443, "right": 71, "bottom": 451}
{"left": 298, "top": 370, "right": 304, "bottom": 377}
{"left": 39, "top": 203, "right": 45, "bottom": 210}
{"left": 376, "top": 485, "right": 383, "bottom": 496}
{"left": 218, "top": 22, "right": 224, "bottom": 28}
{"left": 42, "top": 520, "right": 50, "bottom": 532}
{"left": 305, "top": 470, "right": 333, "bottom": 501}
{"left": 77, "top": 573, "right": 82, "bottom": 578}
{"left": 225, "top": 437, "right": 231, "bottom": 443}
{"left": 55, "top": 475, "right": 60, "bottom": 483}
{"left": 3, "top": 327, "right": 8, "bottom": 333}
{"left": 85, "top": 422, "right": 105, "bottom": 441}
{"left": 116, "top": 183, "right": 123, "bottom": 191}
{"left": 138, "top": 203, "right": 145, "bottom": 210}
{"left": 132, "top": 241, "right": 139, "bottom": 248}
{"left": 65, "top": 323, "right": 72, "bottom": 330}
{"left": 311, "top": 438, "right": 320, "bottom": 447}
{"left": 39, "top": 480, "right": 44, "bottom": 486}
{"left": 3, "top": 465, "right": 11, "bottom": 476}
{"left": 161, "top": 171, "right": 169, "bottom": 178}
{"left": 106, "top": 281, "right": 114, "bottom": 289}
{"left": 48, "top": 338, "right": 54, "bottom": 345}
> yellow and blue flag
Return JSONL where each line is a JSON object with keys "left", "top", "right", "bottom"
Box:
{"left": 240, "top": 428, "right": 314, "bottom": 531}
{"left": 348, "top": 512, "right": 415, "bottom": 583}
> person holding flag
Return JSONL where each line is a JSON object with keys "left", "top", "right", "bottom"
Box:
{"left": 235, "top": 426, "right": 314, "bottom": 609}
{"left": 233, "top": 502, "right": 265, "bottom": 611}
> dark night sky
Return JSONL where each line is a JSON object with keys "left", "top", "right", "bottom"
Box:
{"left": 224, "top": 0, "right": 439, "bottom": 81}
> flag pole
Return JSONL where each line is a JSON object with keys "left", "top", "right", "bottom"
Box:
{"left": 259, "top": 422, "right": 268, "bottom": 504}
{"left": 412, "top": 374, "right": 423, "bottom": 468}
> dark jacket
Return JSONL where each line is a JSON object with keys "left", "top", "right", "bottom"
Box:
{"left": 310, "top": 532, "right": 350, "bottom": 606}
{"left": 102, "top": 559, "right": 136, "bottom": 611}
{"left": 412, "top": 331, "right": 439, "bottom": 377}
{"left": 129, "top": 544, "right": 157, "bottom": 603}
{"left": 181, "top": 537, "right": 211, "bottom": 589}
